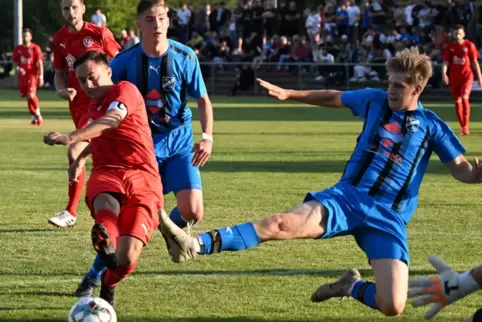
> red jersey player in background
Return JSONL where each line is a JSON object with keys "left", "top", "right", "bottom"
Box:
{"left": 50, "top": 0, "right": 120, "bottom": 228}
{"left": 43, "top": 51, "right": 164, "bottom": 306}
{"left": 442, "top": 24, "right": 482, "bottom": 136}
{"left": 12, "top": 28, "right": 44, "bottom": 126}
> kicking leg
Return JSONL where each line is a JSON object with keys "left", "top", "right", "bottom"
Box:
{"left": 159, "top": 200, "right": 327, "bottom": 263}
{"left": 48, "top": 140, "right": 88, "bottom": 228}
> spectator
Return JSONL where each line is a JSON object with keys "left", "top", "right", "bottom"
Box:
{"left": 369, "top": 0, "right": 388, "bottom": 33}
{"left": 285, "top": 2, "right": 301, "bottom": 37}
{"left": 126, "top": 30, "right": 140, "bottom": 48}
{"left": 306, "top": 5, "right": 321, "bottom": 47}
{"left": 119, "top": 30, "right": 130, "bottom": 51}
{"left": 346, "top": 0, "right": 361, "bottom": 44}
{"left": 91, "top": 8, "right": 106, "bottom": 27}
{"left": 216, "top": 2, "right": 231, "bottom": 33}
{"left": 263, "top": 2, "right": 277, "bottom": 40}
{"left": 177, "top": 3, "right": 192, "bottom": 44}
{"left": 336, "top": 2, "right": 349, "bottom": 38}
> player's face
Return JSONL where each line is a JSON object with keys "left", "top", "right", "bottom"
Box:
{"left": 453, "top": 29, "right": 465, "bottom": 42}
{"left": 75, "top": 61, "right": 112, "bottom": 101}
{"left": 61, "top": 0, "right": 85, "bottom": 27}
{"left": 387, "top": 72, "right": 421, "bottom": 111}
{"left": 137, "top": 5, "right": 170, "bottom": 43}
{"left": 22, "top": 31, "right": 32, "bottom": 45}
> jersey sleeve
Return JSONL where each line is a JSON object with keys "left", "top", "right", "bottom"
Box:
{"left": 341, "top": 88, "right": 382, "bottom": 119}
{"left": 102, "top": 28, "right": 120, "bottom": 59}
{"left": 36, "top": 46, "right": 44, "bottom": 63}
{"left": 442, "top": 44, "right": 451, "bottom": 63}
{"left": 431, "top": 118, "right": 466, "bottom": 163}
{"left": 107, "top": 83, "right": 141, "bottom": 118}
{"left": 12, "top": 47, "right": 19, "bottom": 64}
{"left": 185, "top": 54, "right": 207, "bottom": 99}
{"left": 468, "top": 42, "right": 480, "bottom": 61}
{"left": 53, "top": 35, "right": 65, "bottom": 70}
{"left": 109, "top": 56, "right": 125, "bottom": 84}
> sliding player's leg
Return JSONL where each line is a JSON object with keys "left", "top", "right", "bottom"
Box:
{"left": 312, "top": 219, "right": 409, "bottom": 317}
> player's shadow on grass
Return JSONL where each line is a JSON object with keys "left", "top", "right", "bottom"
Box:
{"left": 0, "top": 291, "right": 74, "bottom": 297}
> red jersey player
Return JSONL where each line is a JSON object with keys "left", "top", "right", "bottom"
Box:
{"left": 49, "top": 0, "right": 120, "bottom": 228}
{"left": 43, "top": 51, "right": 164, "bottom": 306}
{"left": 12, "top": 28, "right": 44, "bottom": 125}
{"left": 442, "top": 25, "right": 482, "bottom": 136}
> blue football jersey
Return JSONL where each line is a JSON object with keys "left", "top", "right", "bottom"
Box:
{"left": 340, "top": 89, "right": 465, "bottom": 223}
{"left": 109, "top": 40, "right": 207, "bottom": 132}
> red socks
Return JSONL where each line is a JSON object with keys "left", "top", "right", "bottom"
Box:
{"left": 455, "top": 100, "right": 464, "bottom": 128}
{"left": 462, "top": 98, "right": 471, "bottom": 128}
{"left": 95, "top": 209, "right": 119, "bottom": 249}
{"left": 65, "top": 161, "right": 85, "bottom": 217}
{"left": 104, "top": 264, "right": 137, "bottom": 288}
{"left": 27, "top": 96, "right": 40, "bottom": 115}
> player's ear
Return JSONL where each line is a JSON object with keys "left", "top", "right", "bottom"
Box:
{"left": 107, "top": 67, "right": 112, "bottom": 78}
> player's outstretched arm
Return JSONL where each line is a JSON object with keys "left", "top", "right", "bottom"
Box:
{"left": 408, "top": 255, "right": 482, "bottom": 320}
{"left": 445, "top": 155, "right": 482, "bottom": 183}
{"left": 257, "top": 78, "right": 344, "bottom": 108}
{"left": 68, "top": 108, "right": 125, "bottom": 143}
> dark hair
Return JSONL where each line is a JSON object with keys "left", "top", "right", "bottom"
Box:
{"left": 23, "top": 28, "right": 32, "bottom": 34}
{"left": 137, "top": 0, "right": 165, "bottom": 16}
{"left": 73, "top": 50, "right": 108, "bottom": 70}
{"left": 454, "top": 24, "right": 464, "bottom": 31}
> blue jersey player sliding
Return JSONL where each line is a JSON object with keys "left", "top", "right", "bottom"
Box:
{"left": 159, "top": 48, "right": 482, "bottom": 317}
{"left": 75, "top": 0, "right": 214, "bottom": 297}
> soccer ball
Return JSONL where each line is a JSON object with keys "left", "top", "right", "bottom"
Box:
{"left": 68, "top": 297, "right": 117, "bottom": 322}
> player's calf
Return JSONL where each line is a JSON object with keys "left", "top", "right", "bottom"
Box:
{"left": 91, "top": 223, "right": 118, "bottom": 270}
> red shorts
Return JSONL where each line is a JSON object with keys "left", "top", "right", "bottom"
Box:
{"left": 450, "top": 79, "right": 473, "bottom": 100}
{"left": 69, "top": 94, "right": 93, "bottom": 129}
{"left": 19, "top": 74, "right": 38, "bottom": 97}
{"left": 86, "top": 168, "right": 163, "bottom": 245}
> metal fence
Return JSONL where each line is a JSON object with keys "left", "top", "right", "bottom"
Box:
{"left": 0, "top": 58, "right": 459, "bottom": 97}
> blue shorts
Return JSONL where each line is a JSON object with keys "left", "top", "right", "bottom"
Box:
{"left": 304, "top": 182, "right": 409, "bottom": 266}
{"left": 152, "top": 124, "right": 202, "bottom": 195}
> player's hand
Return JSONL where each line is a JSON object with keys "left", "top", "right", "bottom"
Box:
{"left": 442, "top": 75, "right": 449, "bottom": 85}
{"left": 43, "top": 132, "right": 70, "bottom": 146}
{"left": 68, "top": 158, "right": 85, "bottom": 183}
{"left": 192, "top": 139, "right": 212, "bottom": 168}
{"left": 478, "top": 79, "right": 482, "bottom": 89}
{"left": 38, "top": 77, "right": 44, "bottom": 88}
{"left": 257, "top": 78, "right": 291, "bottom": 100}
{"left": 57, "top": 88, "right": 77, "bottom": 101}
{"left": 408, "top": 255, "right": 466, "bottom": 319}
{"left": 18, "top": 67, "right": 26, "bottom": 76}
{"left": 470, "top": 157, "right": 482, "bottom": 183}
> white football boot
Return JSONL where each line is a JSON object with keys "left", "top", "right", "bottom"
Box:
{"left": 48, "top": 210, "right": 77, "bottom": 228}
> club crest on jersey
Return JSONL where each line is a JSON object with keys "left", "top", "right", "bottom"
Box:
{"left": 83, "top": 37, "right": 94, "bottom": 47}
{"left": 162, "top": 76, "right": 176, "bottom": 92}
{"left": 406, "top": 117, "right": 420, "bottom": 133}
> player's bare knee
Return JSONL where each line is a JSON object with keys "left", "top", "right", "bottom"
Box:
{"left": 376, "top": 297, "right": 405, "bottom": 317}
{"left": 27, "top": 93, "right": 35, "bottom": 99}
{"left": 93, "top": 193, "right": 120, "bottom": 215}
{"left": 462, "top": 95, "right": 469, "bottom": 99}
{"left": 178, "top": 199, "right": 204, "bottom": 223}
{"left": 117, "top": 237, "right": 142, "bottom": 267}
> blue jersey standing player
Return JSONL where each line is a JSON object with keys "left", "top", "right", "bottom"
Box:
{"left": 159, "top": 48, "right": 482, "bottom": 317}
{"left": 75, "top": 0, "right": 214, "bottom": 297}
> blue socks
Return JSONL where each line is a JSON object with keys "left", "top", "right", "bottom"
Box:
{"left": 351, "top": 280, "right": 379, "bottom": 310}
{"left": 198, "top": 222, "right": 260, "bottom": 254}
{"left": 86, "top": 254, "right": 106, "bottom": 281}
{"left": 169, "top": 207, "right": 187, "bottom": 229}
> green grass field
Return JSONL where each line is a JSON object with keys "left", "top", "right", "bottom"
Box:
{"left": 0, "top": 89, "right": 481, "bottom": 322}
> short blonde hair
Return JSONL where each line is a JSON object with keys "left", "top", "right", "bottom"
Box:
{"left": 386, "top": 47, "right": 432, "bottom": 86}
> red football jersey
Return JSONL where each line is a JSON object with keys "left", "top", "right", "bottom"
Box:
{"left": 53, "top": 22, "right": 120, "bottom": 102}
{"left": 443, "top": 40, "right": 479, "bottom": 82}
{"left": 86, "top": 81, "right": 158, "bottom": 176}
{"left": 12, "top": 43, "right": 44, "bottom": 75}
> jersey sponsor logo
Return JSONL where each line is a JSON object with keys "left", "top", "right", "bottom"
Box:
{"left": 162, "top": 76, "right": 176, "bottom": 92}
{"left": 453, "top": 56, "right": 466, "bottom": 65}
{"left": 20, "top": 56, "right": 31, "bottom": 64}
{"left": 83, "top": 37, "right": 94, "bottom": 47}
{"left": 366, "top": 121, "right": 404, "bottom": 164}
{"left": 66, "top": 54, "right": 76, "bottom": 71}
{"left": 406, "top": 117, "right": 420, "bottom": 133}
